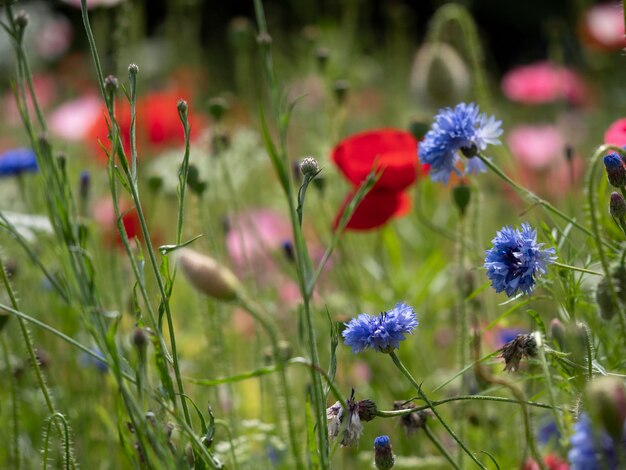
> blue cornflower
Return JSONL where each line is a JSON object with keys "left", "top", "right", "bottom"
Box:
{"left": 568, "top": 413, "right": 625, "bottom": 470}
{"left": 342, "top": 302, "right": 418, "bottom": 354}
{"left": 484, "top": 223, "right": 556, "bottom": 297}
{"left": 0, "top": 148, "right": 38, "bottom": 176}
{"left": 418, "top": 102, "right": 502, "bottom": 184}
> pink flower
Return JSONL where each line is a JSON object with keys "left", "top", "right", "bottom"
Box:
{"left": 225, "top": 209, "right": 292, "bottom": 274}
{"left": 501, "top": 62, "right": 588, "bottom": 105}
{"left": 507, "top": 125, "right": 564, "bottom": 170}
{"left": 49, "top": 95, "right": 102, "bottom": 141}
{"left": 580, "top": 3, "right": 626, "bottom": 50}
{"left": 605, "top": 118, "right": 626, "bottom": 147}
{"left": 3, "top": 75, "right": 57, "bottom": 125}
{"left": 35, "top": 16, "right": 72, "bottom": 60}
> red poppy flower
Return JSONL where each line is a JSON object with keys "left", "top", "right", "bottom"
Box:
{"left": 605, "top": 118, "right": 626, "bottom": 147}
{"left": 332, "top": 129, "right": 418, "bottom": 191}
{"left": 334, "top": 190, "right": 411, "bottom": 231}
{"left": 86, "top": 89, "right": 207, "bottom": 164}
{"left": 332, "top": 129, "right": 425, "bottom": 231}
{"left": 523, "top": 454, "right": 569, "bottom": 470}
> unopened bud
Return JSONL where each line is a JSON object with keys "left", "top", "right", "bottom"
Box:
{"left": 208, "top": 97, "right": 229, "bottom": 121}
{"left": 603, "top": 153, "right": 626, "bottom": 188}
{"left": 178, "top": 249, "right": 241, "bottom": 301}
{"left": 549, "top": 318, "right": 565, "bottom": 349}
{"left": 315, "top": 47, "right": 330, "bottom": 71}
{"left": 128, "top": 63, "right": 139, "bottom": 75}
{"left": 357, "top": 399, "right": 377, "bottom": 422}
{"left": 256, "top": 32, "right": 272, "bottom": 46}
{"left": 177, "top": 99, "right": 188, "bottom": 118}
{"left": 15, "top": 10, "right": 29, "bottom": 30}
{"left": 610, "top": 192, "right": 626, "bottom": 219}
{"left": 452, "top": 183, "right": 471, "bottom": 216}
{"left": 299, "top": 156, "right": 319, "bottom": 177}
{"left": 333, "top": 79, "right": 349, "bottom": 104}
{"left": 585, "top": 376, "right": 626, "bottom": 441}
{"left": 374, "top": 435, "right": 395, "bottom": 470}
{"left": 104, "top": 75, "right": 119, "bottom": 95}
{"left": 79, "top": 170, "right": 91, "bottom": 200}
{"left": 132, "top": 327, "right": 148, "bottom": 350}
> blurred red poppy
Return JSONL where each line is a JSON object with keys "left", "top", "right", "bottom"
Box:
{"left": 86, "top": 89, "right": 207, "bottom": 163}
{"left": 331, "top": 129, "right": 425, "bottom": 231}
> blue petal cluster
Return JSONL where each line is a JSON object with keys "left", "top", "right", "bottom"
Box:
{"left": 484, "top": 223, "right": 556, "bottom": 297}
{"left": 342, "top": 302, "right": 418, "bottom": 354}
{"left": 568, "top": 413, "right": 624, "bottom": 470}
{"left": 418, "top": 102, "right": 502, "bottom": 184}
{"left": 0, "top": 148, "right": 38, "bottom": 176}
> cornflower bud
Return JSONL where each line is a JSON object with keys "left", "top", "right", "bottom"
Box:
{"left": 603, "top": 153, "right": 626, "bottom": 188}
{"left": 609, "top": 192, "right": 626, "bottom": 219}
{"left": 374, "top": 435, "right": 395, "bottom": 470}
{"left": 585, "top": 376, "right": 626, "bottom": 441}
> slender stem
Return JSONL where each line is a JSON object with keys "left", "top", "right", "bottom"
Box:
{"left": 1, "top": 335, "right": 20, "bottom": 469}
{"left": 238, "top": 295, "right": 304, "bottom": 470}
{"left": 423, "top": 424, "right": 460, "bottom": 469}
{"left": 552, "top": 262, "right": 603, "bottom": 276}
{"left": 478, "top": 153, "right": 611, "bottom": 247}
{"left": 388, "top": 351, "right": 486, "bottom": 469}
{"left": 534, "top": 333, "right": 566, "bottom": 439}
{"left": 585, "top": 145, "right": 626, "bottom": 342}
{"left": 456, "top": 209, "right": 468, "bottom": 469}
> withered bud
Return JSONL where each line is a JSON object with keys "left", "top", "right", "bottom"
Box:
{"left": 393, "top": 400, "right": 432, "bottom": 435}
{"left": 499, "top": 333, "right": 538, "bottom": 372}
{"left": 357, "top": 399, "right": 378, "bottom": 422}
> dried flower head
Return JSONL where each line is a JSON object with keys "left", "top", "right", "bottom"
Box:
{"left": 326, "top": 391, "right": 366, "bottom": 447}
{"left": 393, "top": 400, "right": 432, "bottom": 435}
{"left": 499, "top": 333, "right": 538, "bottom": 372}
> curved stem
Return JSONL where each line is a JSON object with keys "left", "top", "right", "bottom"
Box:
{"left": 553, "top": 262, "right": 602, "bottom": 276}
{"left": 389, "top": 351, "right": 486, "bottom": 469}
{"left": 585, "top": 145, "right": 626, "bottom": 341}
{"left": 424, "top": 424, "right": 459, "bottom": 469}
{"left": 478, "top": 154, "right": 613, "bottom": 248}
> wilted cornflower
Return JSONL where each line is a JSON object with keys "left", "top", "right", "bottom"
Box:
{"left": 326, "top": 392, "right": 363, "bottom": 447}
{"left": 393, "top": 400, "right": 432, "bottom": 435}
{"left": 418, "top": 102, "right": 502, "bottom": 184}
{"left": 568, "top": 413, "right": 626, "bottom": 469}
{"left": 342, "top": 302, "right": 418, "bottom": 354}
{"left": 484, "top": 223, "right": 556, "bottom": 297}
{"left": 0, "top": 148, "right": 38, "bottom": 176}
{"left": 499, "top": 333, "right": 538, "bottom": 372}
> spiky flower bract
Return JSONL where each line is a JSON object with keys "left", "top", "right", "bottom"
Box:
{"left": 484, "top": 223, "right": 556, "bottom": 297}
{"left": 374, "top": 435, "right": 395, "bottom": 470}
{"left": 418, "top": 102, "right": 502, "bottom": 184}
{"left": 342, "top": 302, "right": 418, "bottom": 354}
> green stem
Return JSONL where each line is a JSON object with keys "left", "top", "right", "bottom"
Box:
{"left": 388, "top": 351, "right": 485, "bottom": 469}
{"left": 553, "top": 262, "right": 603, "bottom": 276}
{"left": 456, "top": 210, "right": 468, "bottom": 469}
{"left": 534, "top": 333, "right": 566, "bottom": 439}
{"left": 585, "top": 145, "right": 626, "bottom": 342}
{"left": 478, "top": 154, "right": 609, "bottom": 246}
{"left": 239, "top": 295, "right": 304, "bottom": 470}
{"left": 1, "top": 335, "right": 20, "bottom": 469}
{"left": 424, "top": 424, "right": 460, "bottom": 469}
{"left": 0, "top": 257, "right": 73, "bottom": 466}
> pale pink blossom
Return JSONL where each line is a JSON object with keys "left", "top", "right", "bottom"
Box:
{"left": 49, "top": 95, "right": 102, "bottom": 141}
{"left": 507, "top": 125, "right": 564, "bottom": 170}
{"left": 35, "top": 16, "right": 72, "bottom": 60}
{"left": 581, "top": 3, "right": 626, "bottom": 50}
{"left": 225, "top": 209, "right": 292, "bottom": 273}
{"left": 501, "top": 62, "right": 588, "bottom": 105}
{"left": 605, "top": 118, "right": 626, "bottom": 147}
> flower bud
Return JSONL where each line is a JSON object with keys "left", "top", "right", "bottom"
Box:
{"left": 610, "top": 192, "right": 626, "bottom": 219}
{"left": 374, "top": 435, "right": 395, "bottom": 470}
{"left": 452, "top": 183, "right": 471, "bottom": 216}
{"left": 549, "top": 318, "right": 565, "bottom": 349}
{"left": 208, "top": 97, "right": 229, "bottom": 122}
{"left": 256, "top": 32, "right": 272, "bottom": 46}
{"left": 104, "top": 75, "right": 119, "bottom": 95}
{"left": 128, "top": 63, "right": 139, "bottom": 75}
{"left": 15, "top": 10, "right": 29, "bottom": 30}
{"left": 357, "top": 399, "right": 377, "bottom": 422}
{"left": 333, "top": 79, "right": 349, "bottom": 104}
{"left": 132, "top": 327, "right": 148, "bottom": 351}
{"left": 299, "top": 156, "right": 319, "bottom": 177}
{"left": 177, "top": 99, "right": 188, "bottom": 119}
{"left": 585, "top": 376, "right": 626, "bottom": 441}
{"left": 178, "top": 249, "right": 241, "bottom": 301}
{"left": 603, "top": 153, "right": 626, "bottom": 188}
{"left": 315, "top": 47, "right": 330, "bottom": 71}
